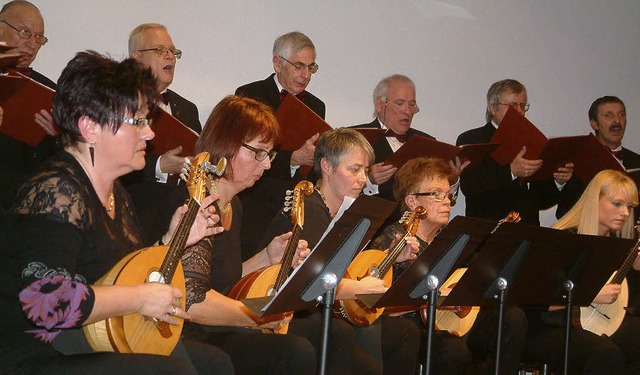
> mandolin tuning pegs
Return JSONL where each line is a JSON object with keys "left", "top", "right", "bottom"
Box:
{"left": 283, "top": 206, "right": 291, "bottom": 212}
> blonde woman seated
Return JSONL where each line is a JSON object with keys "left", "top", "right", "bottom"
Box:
{"left": 525, "top": 169, "right": 640, "bottom": 374}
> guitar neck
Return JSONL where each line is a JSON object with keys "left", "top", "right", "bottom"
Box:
{"left": 159, "top": 198, "right": 200, "bottom": 284}
{"left": 377, "top": 232, "right": 410, "bottom": 277}
{"left": 611, "top": 239, "right": 640, "bottom": 285}
{"left": 274, "top": 224, "right": 302, "bottom": 291}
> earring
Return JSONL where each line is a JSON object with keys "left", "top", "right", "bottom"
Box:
{"left": 89, "top": 142, "right": 95, "bottom": 167}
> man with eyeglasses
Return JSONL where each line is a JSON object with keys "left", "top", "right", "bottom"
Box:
{"left": 0, "top": 0, "right": 52, "bottom": 87}
{"left": 0, "top": 0, "right": 58, "bottom": 213}
{"left": 124, "top": 23, "right": 201, "bottom": 244}
{"left": 352, "top": 74, "right": 466, "bottom": 203}
{"left": 234, "top": 31, "right": 325, "bottom": 259}
{"left": 456, "top": 78, "right": 573, "bottom": 225}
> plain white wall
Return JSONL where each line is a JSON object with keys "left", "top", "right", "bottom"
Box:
{"left": 27, "top": 0, "right": 640, "bottom": 225}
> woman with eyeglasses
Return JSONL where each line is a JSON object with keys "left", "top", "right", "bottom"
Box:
{"left": 262, "top": 128, "right": 422, "bottom": 375}
{"left": 175, "top": 95, "right": 324, "bottom": 374}
{"left": 370, "top": 156, "right": 528, "bottom": 375}
{"left": 524, "top": 169, "right": 640, "bottom": 374}
{"left": 0, "top": 51, "right": 229, "bottom": 374}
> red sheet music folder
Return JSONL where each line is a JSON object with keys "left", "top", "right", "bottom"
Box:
{"left": 384, "top": 135, "right": 498, "bottom": 170}
{"left": 0, "top": 72, "right": 54, "bottom": 147}
{"left": 275, "top": 94, "right": 332, "bottom": 152}
{"left": 352, "top": 127, "right": 386, "bottom": 146}
{"left": 148, "top": 108, "right": 198, "bottom": 156}
{"left": 489, "top": 106, "right": 547, "bottom": 165}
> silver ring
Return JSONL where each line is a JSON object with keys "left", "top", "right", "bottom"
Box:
{"left": 172, "top": 307, "right": 177, "bottom": 315}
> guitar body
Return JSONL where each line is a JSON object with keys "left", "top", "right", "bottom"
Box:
{"left": 83, "top": 245, "right": 185, "bottom": 355}
{"left": 227, "top": 264, "right": 289, "bottom": 334}
{"left": 576, "top": 275, "right": 629, "bottom": 337}
{"left": 422, "top": 267, "right": 480, "bottom": 337}
{"left": 335, "top": 250, "right": 392, "bottom": 327}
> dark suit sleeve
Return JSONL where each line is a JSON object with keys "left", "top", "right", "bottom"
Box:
{"left": 555, "top": 176, "right": 585, "bottom": 219}
{"left": 168, "top": 90, "right": 201, "bottom": 134}
{"left": 456, "top": 131, "right": 516, "bottom": 202}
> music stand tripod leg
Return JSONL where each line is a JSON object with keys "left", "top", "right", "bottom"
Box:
{"left": 422, "top": 275, "right": 440, "bottom": 375}
{"left": 318, "top": 273, "right": 338, "bottom": 375}
{"left": 562, "top": 280, "right": 574, "bottom": 375}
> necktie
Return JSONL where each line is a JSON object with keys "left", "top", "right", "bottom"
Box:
{"left": 160, "top": 92, "right": 170, "bottom": 105}
{"left": 385, "top": 129, "right": 407, "bottom": 143}
{"left": 611, "top": 149, "right": 624, "bottom": 161}
{"left": 279, "top": 89, "right": 306, "bottom": 102}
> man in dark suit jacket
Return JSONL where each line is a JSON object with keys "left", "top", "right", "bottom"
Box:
{"left": 351, "top": 74, "right": 436, "bottom": 202}
{"left": 0, "top": 0, "right": 59, "bottom": 212}
{"left": 456, "top": 79, "right": 573, "bottom": 226}
{"left": 557, "top": 95, "right": 640, "bottom": 218}
{"left": 235, "top": 31, "right": 325, "bottom": 259}
{"left": 124, "top": 23, "right": 202, "bottom": 243}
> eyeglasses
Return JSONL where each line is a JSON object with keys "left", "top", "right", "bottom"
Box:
{"left": 1, "top": 20, "right": 48, "bottom": 45}
{"left": 242, "top": 143, "right": 277, "bottom": 162}
{"left": 498, "top": 102, "right": 530, "bottom": 112}
{"left": 137, "top": 46, "right": 182, "bottom": 59}
{"left": 384, "top": 99, "right": 420, "bottom": 114}
{"left": 122, "top": 117, "right": 153, "bottom": 129}
{"left": 279, "top": 56, "right": 319, "bottom": 74}
{"left": 413, "top": 191, "right": 457, "bottom": 206}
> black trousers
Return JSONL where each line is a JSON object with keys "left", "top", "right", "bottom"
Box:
{"left": 34, "top": 338, "right": 233, "bottom": 375}
{"left": 467, "top": 306, "right": 528, "bottom": 375}
{"left": 185, "top": 324, "right": 316, "bottom": 375}
{"left": 524, "top": 310, "right": 627, "bottom": 375}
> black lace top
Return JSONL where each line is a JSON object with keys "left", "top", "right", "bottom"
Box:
{"left": 182, "top": 197, "right": 244, "bottom": 309}
{"left": 0, "top": 151, "right": 144, "bottom": 368}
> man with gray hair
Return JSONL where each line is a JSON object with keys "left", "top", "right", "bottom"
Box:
{"left": 456, "top": 78, "right": 573, "bottom": 225}
{"left": 351, "top": 74, "right": 434, "bottom": 201}
{"left": 235, "top": 31, "right": 325, "bottom": 258}
{"left": 0, "top": 0, "right": 57, "bottom": 212}
{"left": 352, "top": 74, "right": 469, "bottom": 202}
{"left": 125, "top": 23, "right": 201, "bottom": 244}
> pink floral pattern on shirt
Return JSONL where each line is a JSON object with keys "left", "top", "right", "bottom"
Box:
{"left": 19, "top": 274, "right": 91, "bottom": 343}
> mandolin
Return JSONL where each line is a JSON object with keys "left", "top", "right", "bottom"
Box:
{"left": 82, "top": 152, "right": 220, "bottom": 355}
{"left": 227, "top": 180, "right": 315, "bottom": 334}
{"left": 424, "top": 211, "right": 521, "bottom": 337}
{"left": 575, "top": 222, "right": 640, "bottom": 337}
{"left": 335, "top": 207, "right": 427, "bottom": 327}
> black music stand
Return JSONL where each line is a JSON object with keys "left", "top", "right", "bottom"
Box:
{"left": 443, "top": 223, "right": 633, "bottom": 375}
{"left": 242, "top": 195, "right": 396, "bottom": 375}
{"left": 357, "top": 216, "right": 498, "bottom": 375}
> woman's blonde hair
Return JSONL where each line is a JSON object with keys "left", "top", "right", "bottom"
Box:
{"left": 553, "top": 170, "right": 638, "bottom": 238}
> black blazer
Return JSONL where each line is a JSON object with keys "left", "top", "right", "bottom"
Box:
{"left": 456, "top": 122, "right": 560, "bottom": 225}
{"left": 351, "top": 118, "right": 435, "bottom": 202}
{"left": 0, "top": 70, "right": 58, "bottom": 213}
{"left": 124, "top": 89, "right": 201, "bottom": 244}
{"left": 234, "top": 74, "right": 326, "bottom": 259}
